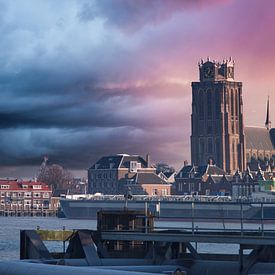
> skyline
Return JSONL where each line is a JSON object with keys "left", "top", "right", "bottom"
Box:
{"left": 0, "top": 0, "right": 275, "bottom": 177}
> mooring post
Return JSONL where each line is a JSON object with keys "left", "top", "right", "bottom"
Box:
{"left": 191, "top": 202, "right": 195, "bottom": 235}
{"left": 145, "top": 202, "right": 148, "bottom": 233}
{"left": 63, "top": 226, "right": 66, "bottom": 253}
{"left": 261, "top": 203, "right": 264, "bottom": 236}
{"left": 239, "top": 246, "right": 243, "bottom": 273}
{"left": 240, "top": 203, "right": 243, "bottom": 236}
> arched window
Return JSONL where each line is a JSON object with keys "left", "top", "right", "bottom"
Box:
{"left": 207, "top": 89, "right": 212, "bottom": 119}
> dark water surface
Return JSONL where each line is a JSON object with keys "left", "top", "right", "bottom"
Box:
{"left": 1, "top": 216, "right": 274, "bottom": 260}
{"left": 0, "top": 216, "right": 97, "bottom": 260}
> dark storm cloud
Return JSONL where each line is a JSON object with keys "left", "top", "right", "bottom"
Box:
{"left": 78, "top": 0, "right": 231, "bottom": 33}
{"left": 0, "top": 0, "right": 216, "bottom": 172}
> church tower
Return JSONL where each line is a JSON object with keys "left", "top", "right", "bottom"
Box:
{"left": 191, "top": 58, "right": 246, "bottom": 173}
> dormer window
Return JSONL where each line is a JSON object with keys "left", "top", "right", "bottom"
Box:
{"left": 33, "top": 185, "right": 42, "bottom": 189}
{"left": 130, "top": 161, "right": 141, "bottom": 172}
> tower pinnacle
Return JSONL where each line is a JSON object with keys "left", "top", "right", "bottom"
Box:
{"left": 265, "top": 96, "right": 271, "bottom": 130}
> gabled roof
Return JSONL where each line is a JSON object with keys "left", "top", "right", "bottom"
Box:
{"left": 245, "top": 126, "right": 275, "bottom": 151}
{"left": 89, "top": 154, "right": 148, "bottom": 169}
{"left": 208, "top": 175, "right": 224, "bottom": 183}
{"left": 90, "top": 155, "right": 123, "bottom": 169}
{"left": 176, "top": 164, "right": 226, "bottom": 179}
{"left": 163, "top": 172, "right": 175, "bottom": 179}
{"left": 131, "top": 172, "right": 168, "bottom": 185}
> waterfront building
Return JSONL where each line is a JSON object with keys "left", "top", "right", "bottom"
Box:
{"left": 158, "top": 171, "right": 176, "bottom": 184}
{"left": 0, "top": 179, "right": 52, "bottom": 211}
{"left": 174, "top": 161, "right": 232, "bottom": 196}
{"left": 88, "top": 154, "right": 159, "bottom": 194}
{"left": 124, "top": 172, "right": 171, "bottom": 196}
{"left": 191, "top": 58, "right": 246, "bottom": 173}
{"left": 190, "top": 58, "right": 275, "bottom": 174}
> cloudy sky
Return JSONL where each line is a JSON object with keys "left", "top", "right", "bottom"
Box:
{"left": 1, "top": 0, "right": 275, "bottom": 177}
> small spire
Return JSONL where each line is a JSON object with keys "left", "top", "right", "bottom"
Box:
{"left": 265, "top": 95, "right": 271, "bottom": 130}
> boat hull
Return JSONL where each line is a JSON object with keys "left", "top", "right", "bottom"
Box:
{"left": 60, "top": 198, "right": 275, "bottom": 221}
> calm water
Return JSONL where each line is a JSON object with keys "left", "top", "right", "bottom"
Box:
{"left": 1, "top": 216, "right": 274, "bottom": 260}
{"left": 0, "top": 216, "right": 97, "bottom": 260}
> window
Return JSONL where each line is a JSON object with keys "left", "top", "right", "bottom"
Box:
{"left": 235, "top": 90, "right": 238, "bottom": 117}
{"left": 152, "top": 189, "right": 158, "bottom": 196}
{"left": 215, "top": 91, "right": 220, "bottom": 117}
{"left": 199, "top": 91, "right": 204, "bottom": 119}
{"left": 33, "top": 185, "right": 42, "bottom": 189}
{"left": 199, "top": 139, "right": 205, "bottom": 156}
{"left": 130, "top": 161, "right": 141, "bottom": 172}
{"left": 231, "top": 90, "right": 234, "bottom": 116}
{"left": 43, "top": 193, "right": 49, "bottom": 198}
{"left": 0, "top": 185, "right": 9, "bottom": 189}
{"left": 208, "top": 138, "right": 213, "bottom": 154}
{"left": 207, "top": 89, "right": 212, "bottom": 119}
{"left": 33, "top": 193, "right": 41, "bottom": 198}
{"left": 161, "top": 189, "right": 167, "bottom": 196}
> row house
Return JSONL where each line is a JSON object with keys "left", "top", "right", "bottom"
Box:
{"left": 0, "top": 179, "right": 52, "bottom": 210}
{"left": 174, "top": 163, "right": 231, "bottom": 196}
{"left": 123, "top": 172, "right": 171, "bottom": 196}
{"left": 174, "top": 162, "right": 275, "bottom": 198}
{"left": 231, "top": 167, "right": 275, "bottom": 198}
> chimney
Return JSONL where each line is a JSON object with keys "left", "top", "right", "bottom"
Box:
{"left": 208, "top": 158, "right": 214, "bottom": 166}
{"left": 184, "top": 160, "right": 188, "bottom": 167}
{"left": 146, "top": 154, "right": 150, "bottom": 168}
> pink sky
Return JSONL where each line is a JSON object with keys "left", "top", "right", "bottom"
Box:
{"left": 0, "top": 0, "right": 275, "bottom": 177}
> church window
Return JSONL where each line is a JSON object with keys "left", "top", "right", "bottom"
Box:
{"left": 231, "top": 90, "right": 234, "bottom": 116}
{"left": 208, "top": 138, "right": 213, "bottom": 154}
{"left": 235, "top": 90, "right": 238, "bottom": 117}
{"left": 199, "top": 139, "right": 205, "bottom": 156}
{"left": 216, "top": 138, "right": 221, "bottom": 166}
{"left": 215, "top": 91, "right": 220, "bottom": 117}
{"left": 207, "top": 89, "right": 212, "bottom": 119}
{"left": 207, "top": 123, "right": 212, "bottom": 134}
{"left": 199, "top": 91, "right": 204, "bottom": 119}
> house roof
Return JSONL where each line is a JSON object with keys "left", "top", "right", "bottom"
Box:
{"left": 0, "top": 180, "right": 51, "bottom": 191}
{"left": 245, "top": 126, "right": 275, "bottom": 151}
{"left": 89, "top": 154, "right": 148, "bottom": 170}
{"left": 176, "top": 164, "right": 226, "bottom": 179}
{"left": 163, "top": 172, "right": 175, "bottom": 179}
{"left": 131, "top": 172, "right": 168, "bottom": 185}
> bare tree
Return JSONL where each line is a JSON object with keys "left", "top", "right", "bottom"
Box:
{"left": 155, "top": 162, "right": 175, "bottom": 174}
{"left": 37, "top": 164, "right": 72, "bottom": 191}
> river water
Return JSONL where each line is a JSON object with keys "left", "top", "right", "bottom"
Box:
{"left": 0, "top": 216, "right": 274, "bottom": 260}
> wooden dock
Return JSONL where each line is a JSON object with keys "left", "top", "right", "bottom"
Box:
{"left": 4, "top": 209, "right": 275, "bottom": 275}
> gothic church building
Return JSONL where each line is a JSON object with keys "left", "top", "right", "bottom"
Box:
{"left": 191, "top": 58, "right": 275, "bottom": 173}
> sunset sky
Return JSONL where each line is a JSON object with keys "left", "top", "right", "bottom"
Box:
{"left": 1, "top": 0, "right": 275, "bottom": 177}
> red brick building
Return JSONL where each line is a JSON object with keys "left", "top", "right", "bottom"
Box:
{"left": 0, "top": 179, "right": 52, "bottom": 210}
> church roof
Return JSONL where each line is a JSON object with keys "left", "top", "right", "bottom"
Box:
{"left": 245, "top": 126, "right": 275, "bottom": 151}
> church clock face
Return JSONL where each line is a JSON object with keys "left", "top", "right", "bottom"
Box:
{"left": 204, "top": 66, "right": 214, "bottom": 78}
